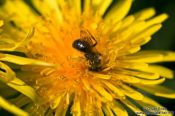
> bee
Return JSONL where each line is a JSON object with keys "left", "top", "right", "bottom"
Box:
{"left": 72, "top": 29, "right": 102, "bottom": 71}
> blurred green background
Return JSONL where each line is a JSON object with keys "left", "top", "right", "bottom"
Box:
{"left": 0, "top": 0, "right": 175, "bottom": 115}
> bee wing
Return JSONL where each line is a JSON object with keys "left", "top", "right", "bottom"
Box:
{"left": 80, "top": 28, "right": 96, "bottom": 47}
{"left": 80, "top": 28, "right": 99, "bottom": 53}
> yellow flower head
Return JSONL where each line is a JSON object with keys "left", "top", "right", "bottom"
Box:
{"left": 0, "top": 0, "right": 175, "bottom": 116}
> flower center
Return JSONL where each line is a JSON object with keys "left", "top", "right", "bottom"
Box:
{"left": 22, "top": 20, "right": 103, "bottom": 104}
{"left": 20, "top": 15, "right": 113, "bottom": 108}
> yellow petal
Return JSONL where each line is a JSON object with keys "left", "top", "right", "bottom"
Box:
{"left": 58, "top": 0, "right": 81, "bottom": 16}
{"left": 110, "top": 21, "right": 122, "bottom": 33}
{"left": 32, "top": 0, "right": 63, "bottom": 24}
{"left": 139, "top": 65, "right": 174, "bottom": 79}
{"left": 83, "top": 0, "right": 91, "bottom": 13}
{"left": 72, "top": 98, "right": 81, "bottom": 116}
{"left": 102, "top": 81, "right": 125, "bottom": 97}
{"left": 0, "top": 62, "right": 16, "bottom": 82}
{"left": 134, "top": 7, "right": 156, "bottom": 20}
{"left": 115, "top": 61, "right": 148, "bottom": 70}
{"left": 93, "top": 73, "right": 111, "bottom": 80}
{"left": 0, "top": 28, "right": 35, "bottom": 52}
{"left": 117, "top": 23, "right": 134, "bottom": 41}
{"left": 121, "top": 15, "right": 135, "bottom": 28}
{"left": 115, "top": 69, "right": 159, "bottom": 80}
{"left": 70, "top": 0, "right": 81, "bottom": 16}
{"left": 124, "top": 52, "right": 163, "bottom": 63}
{"left": 108, "top": 100, "right": 128, "bottom": 116}
{"left": 0, "top": 20, "right": 4, "bottom": 27}
{"left": 15, "top": 27, "right": 35, "bottom": 51}
{"left": 122, "top": 46, "right": 141, "bottom": 55}
{"left": 117, "top": 62, "right": 173, "bottom": 79}
{"left": 125, "top": 51, "right": 175, "bottom": 63}
{"left": 113, "top": 74, "right": 140, "bottom": 84}
{"left": 92, "top": 83, "right": 113, "bottom": 101}
{"left": 161, "top": 51, "right": 175, "bottom": 61}
{"left": 0, "top": 96, "right": 29, "bottom": 116}
{"left": 0, "top": 0, "right": 38, "bottom": 27}
{"left": 126, "top": 44, "right": 140, "bottom": 54}
{"left": 131, "top": 24, "right": 162, "bottom": 45}
{"left": 115, "top": 74, "right": 165, "bottom": 85}
{"left": 7, "top": 78, "right": 39, "bottom": 101}
{"left": 120, "top": 84, "right": 144, "bottom": 100}
{"left": 134, "top": 84, "right": 175, "bottom": 99}
{"left": 0, "top": 53, "right": 54, "bottom": 66}
{"left": 105, "top": 0, "right": 132, "bottom": 23}
{"left": 128, "top": 21, "right": 146, "bottom": 33}
{"left": 136, "top": 96, "right": 173, "bottom": 116}
{"left": 82, "top": 79, "right": 107, "bottom": 102}
{"left": 97, "top": 0, "right": 113, "bottom": 16}
{"left": 92, "top": 0, "right": 101, "bottom": 6}
{"left": 55, "top": 99, "right": 68, "bottom": 116}
{"left": 145, "top": 13, "right": 168, "bottom": 28}
{"left": 121, "top": 99, "right": 146, "bottom": 116}
{"left": 102, "top": 104, "right": 115, "bottom": 116}
{"left": 133, "top": 37, "right": 152, "bottom": 46}
{"left": 141, "top": 51, "right": 175, "bottom": 62}
{"left": 85, "top": 96, "right": 104, "bottom": 116}
{"left": 50, "top": 93, "right": 65, "bottom": 109}
{"left": 134, "top": 77, "right": 165, "bottom": 85}
{"left": 134, "top": 13, "right": 168, "bottom": 33}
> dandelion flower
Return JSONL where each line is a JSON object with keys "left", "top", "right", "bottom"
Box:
{"left": 0, "top": 0, "right": 175, "bottom": 116}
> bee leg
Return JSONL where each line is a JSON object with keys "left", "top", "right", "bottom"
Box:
{"left": 92, "top": 41, "right": 97, "bottom": 47}
{"left": 92, "top": 37, "right": 97, "bottom": 47}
